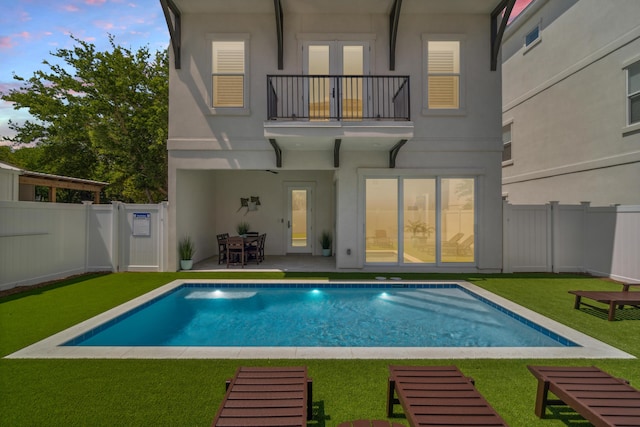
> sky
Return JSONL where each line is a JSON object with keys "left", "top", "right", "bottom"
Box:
{"left": 0, "top": 0, "right": 170, "bottom": 145}
{"left": 0, "top": 0, "right": 533, "bottom": 146}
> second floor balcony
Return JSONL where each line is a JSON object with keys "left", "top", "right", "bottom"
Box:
{"left": 267, "top": 75, "right": 411, "bottom": 121}
{"left": 264, "top": 75, "right": 414, "bottom": 168}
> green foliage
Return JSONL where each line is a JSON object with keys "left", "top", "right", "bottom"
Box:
{"left": 178, "top": 236, "right": 195, "bottom": 260}
{"left": 236, "top": 221, "right": 250, "bottom": 235}
{"left": 320, "top": 230, "right": 333, "bottom": 249}
{"left": 404, "top": 220, "right": 434, "bottom": 237}
{"left": 0, "top": 35, "right": 168, "bottom": 203}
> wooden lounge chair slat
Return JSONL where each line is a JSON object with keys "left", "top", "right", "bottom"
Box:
{"left": 225, "top": 399, "right": 304, "bottom": 408}
{"left": 528, "top": 365, "right": 640, "bottom": 427}
{"left": 216, "top": 416, "right": 304, "bottom": 427}
{"left": 407, "top": 396, "right": 497, "bottom": 404}
{"left": 212, "top": 366, "right": 312, "bottom": 427}
{"left": 218, "top": 407, "right": 305, "bottom": 417}
{"left": 409, "top": 404, "right": 501, "bottom": 414}
{"left": 407, "top": 389, "right": 488, "bottom": 399}
{"left": 337, "top": 421, "right": 405, "bottom": 427}
{"left": 414, "top": 414, "right": 507, "bottom": 425}
{"left": 387, "top": 365, "right": 508, "bottom": 426}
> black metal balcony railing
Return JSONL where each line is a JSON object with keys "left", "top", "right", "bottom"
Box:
{"left": 267, "top": 75, "right": 410, "bottom": 121}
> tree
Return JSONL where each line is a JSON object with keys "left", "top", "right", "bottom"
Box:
{"left": 1, "top": 36, "right": 168, "bottom": 203}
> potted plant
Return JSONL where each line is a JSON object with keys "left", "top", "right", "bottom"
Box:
{"left": 319, "top": 230, "right": 332, "bottom": 256}
{"left": 178, "top": 236, "right": 195, "bottom": 270}
{"left": 236, "top": 221, "right": 250, "bottom": 237}
{"left": 405, "top": 220, "right": 434, "bottom": 238}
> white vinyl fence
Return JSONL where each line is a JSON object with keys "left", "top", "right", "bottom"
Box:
{"left": 2, "top": 200, "right": 638, "bottom": 291}
{"left": 503, "top": 202, "right": 640, "bottom": 282}
{"left": 0, "top": 201, "right": 167, "bottom": 291}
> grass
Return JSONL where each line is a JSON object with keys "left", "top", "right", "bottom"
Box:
{"left": 1, "top": 272, "right": 639, "bottom": 426}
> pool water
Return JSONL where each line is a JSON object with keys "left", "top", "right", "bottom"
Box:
{"left": 66, "top": 284, "right": 576, "bottom": 348}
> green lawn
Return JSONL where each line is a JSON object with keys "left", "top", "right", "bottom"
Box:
{"left": 1, "top": 272, "right": 639, "bottom": 426}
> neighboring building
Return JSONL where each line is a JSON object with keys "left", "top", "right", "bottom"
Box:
{"left": 0, "top": 161, "right": 107, "bottom": 203}
{"left": 161, "top": 0, "right": 515, "bottom": 271}
{"left": 502, "top": 0, "right": 640, "bottom": 205}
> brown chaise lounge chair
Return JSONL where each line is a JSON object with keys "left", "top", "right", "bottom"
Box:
{"left": 212, "top": 366, "right": 312, "bottom": 427}
{"left": 569, "top": 283, "right": 640, "bottom": 321}
{"left": 528, "top": 365, "right": 640, "bottom": 426}
{"left": 387, "top": 365, "right": 509, "bottom": 426}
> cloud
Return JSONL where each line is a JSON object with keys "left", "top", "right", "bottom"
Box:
{"left": 0, "top": 36, "right": 16, "bottom": 50}
{"left": 18, "top": 10, "right": 32, "bottom": 22}
{"left": 0, "top": 32, "right": 33, "bottom": 50}
{"left": 94, "top": 21, "right": 116, "bottom": 30}
{"left": 85, "top": 0, "right": 107, "bottom": 5}
{"left": 63, "top": 4, "right": 81, "bottom": 12}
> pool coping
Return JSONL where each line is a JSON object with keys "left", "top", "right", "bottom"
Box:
{"left": 5, "top": 279, "right": 634, "bottom": 359}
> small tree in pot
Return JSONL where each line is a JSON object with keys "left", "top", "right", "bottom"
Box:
{"left": 319, "top": 230, "right": 332, "bottom": 256}
{"left": 178, "top": 236, "right": 195, "bottom": 270}
{"left": 236, "top": 221, "right": 250, "bottom": 236}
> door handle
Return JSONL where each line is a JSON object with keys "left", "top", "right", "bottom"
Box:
{"left": 288, "top": 220, "right": 291, "bottom": 229}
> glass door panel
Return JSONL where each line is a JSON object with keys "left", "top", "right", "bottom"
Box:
{"left": 291, "top": 190, "right": 307, "bottom": 247}
{"left": 365, "top": 179, "right": 398, "bottom": 263}
{"left": 286, "top": 185, "right": 313, "bottom": 253}
{"left": 440, "top": 178, "right": 475, "bottom": 263}
{"left": 304, "top": 41, "right": 368, "bottom": 120}
{"left": 342, "top": 45, "right": 364, "bottom": 120}
{"left": 307, "top": 45, "right": 330, "bottom": 120}
{"left": 403, "top": 179, "right": 436, "bottom": 263}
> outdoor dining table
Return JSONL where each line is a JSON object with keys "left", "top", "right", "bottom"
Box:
{"left": 225, "top": 235, "right": 260, "bottom": 267}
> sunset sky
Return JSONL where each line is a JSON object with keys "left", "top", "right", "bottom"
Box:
{"left": 0, "top": 0, "right": 534, "bottom": 146}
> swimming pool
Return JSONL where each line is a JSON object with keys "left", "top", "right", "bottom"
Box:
{"left": 64, "top": 284, "right": 575, "bottom": 348}
{"left": 6, "top": 280, "right": 633, "bottom": 359}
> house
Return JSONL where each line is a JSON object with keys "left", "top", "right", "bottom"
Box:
{"left": 501, "top": 0, "right": 640, "bottom": 205}
{"left": 0, "top": 160, "right": 107, "bottom": 204}
{"left": 160, "top": 0, "right": 515, "bottom": 272}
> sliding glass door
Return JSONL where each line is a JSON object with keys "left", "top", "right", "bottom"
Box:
{"left": 365, "top": 177, "right": 475, "bottom": 264}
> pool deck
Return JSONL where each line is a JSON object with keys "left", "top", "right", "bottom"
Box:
{"left": 6, "top": 279, "right": 634, "bottom": 360}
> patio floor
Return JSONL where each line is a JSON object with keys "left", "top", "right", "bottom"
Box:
{"left": 192, "top": 254, "right": 339, "bottom": 272}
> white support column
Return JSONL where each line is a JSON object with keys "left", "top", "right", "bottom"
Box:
{"left": 502, "top": 199, "right": 512, "bottom": 273}
{"left": 550, "top": 201, "right": 559, "bottom": 273}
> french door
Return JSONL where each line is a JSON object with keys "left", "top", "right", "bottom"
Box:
{"left": 303, "top": 41, "right": 369, "bottom": 119}
{"left": 285, "top": 184, "right": 315, "bottom": 253}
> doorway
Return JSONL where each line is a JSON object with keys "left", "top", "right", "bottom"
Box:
{"left": 285, "top": 183, "right": 315, "bottom": 253}
{"left": 303, "top": 41, "right": 369, "bottom": 119}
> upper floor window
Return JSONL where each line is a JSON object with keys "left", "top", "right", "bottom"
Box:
{"left": 212, "top": 41, "right": 245, "bottom": 107}
{"left": 502, "top": 123, "right": 513, "bottom": 164}
{"left": 523, "top": 21, "right": 542, "bottom": 53}
{"left": 627, "top": 60, "right": 640, "bottom": 126}
{"left": 427, "top": 41, "right": 459, "bottom": 109}
{"left": 209, "top": 34, "right": 250, "bottom": 114}
{"left": 422, "top": 35, "right": 465, "bottom": 115}
{"left": 525, "top": 25, "right": 540, "bottom": 47}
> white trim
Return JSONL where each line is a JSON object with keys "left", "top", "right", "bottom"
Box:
{"left": 624, "top": 58, "right": 640, "bottom": 128}
{"left": 7, "top": 279, "right": 632, "bottom": 359}
{"left": 206, "top": 33, "right": 251, "bottom": 116}
{"left": 421, "top": 34, "right": 467, "bottom": 116}
{"left": 522, "top": 19, "right": 542, "bottom": 54}
{"left": 502, "top": 150, "right": 640, "bottom": 185}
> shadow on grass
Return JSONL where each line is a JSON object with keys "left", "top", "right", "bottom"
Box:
{"left": 545, "top": 405, "right": 592, "bottom": 426}
{"left": 310, "top": 400, "right": 328, "bottom": 427}
{"left": 579, "top": 307, "right": 640, "bottom": 321}
{"left": 0, "top": 272, "right": 110, "bottom": 302}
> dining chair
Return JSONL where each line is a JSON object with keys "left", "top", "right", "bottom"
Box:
{"left": 217, "top": 233, "right": 229, "bottom": 264}
{"left": 226, "top": 236, "right": 245, "bottom": 268}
